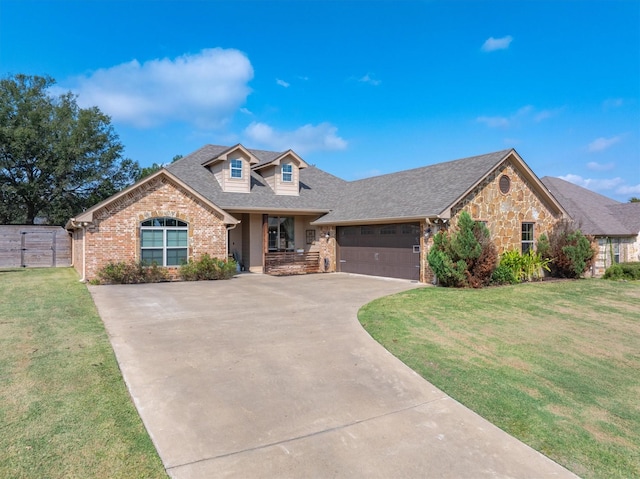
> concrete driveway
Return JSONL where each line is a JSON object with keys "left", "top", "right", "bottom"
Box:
{"left": 89, "top": 273, "right": 578, "bottom": 478}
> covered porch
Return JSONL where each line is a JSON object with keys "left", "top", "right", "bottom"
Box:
{"left": 227, "top": 211, "right": 333, "bottom": 276}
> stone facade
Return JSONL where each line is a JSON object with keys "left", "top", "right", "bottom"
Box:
{"left": 75, "top": 176, "right": 227, "bottom": 281}
{"left": 316, "top": 226, "right": 337, "bottom": 273}
{"left": 420, "top": 160, "right": 563, "bottom": 282}
{"left": 592, "top": 235, "right": 640, "bottom": 277}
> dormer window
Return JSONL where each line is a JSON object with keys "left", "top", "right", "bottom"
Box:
{"left": 282, "top": 164, "right": 293, "bottom": 182}
{"left": 230, "top": 159, "right": 243, "bottom": 179}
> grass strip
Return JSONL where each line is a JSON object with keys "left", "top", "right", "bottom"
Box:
{"left": 359, "top": 279, "right": 640, "bottom": 479}
{"left": 0, "top": 268, "right": 167, "bottom": 479}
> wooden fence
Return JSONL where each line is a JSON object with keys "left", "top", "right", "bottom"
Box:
{"left": 264, "top": 251, "right": 320, "bottom": 275}
{"left": 0, "top": 226, "right": 72, "bottom": 268}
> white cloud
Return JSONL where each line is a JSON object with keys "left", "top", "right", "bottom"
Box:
{"left": 67, "top": 48, "right": 254, "bottom": 128}
{"left": 276, "top": 78, "right": 290, "bottom": 88}
{"left": 587, "top": 161, "right": 615, "bottom": 172}
{"left": 559, "top": 174, "right": 624, "bottom": 192}
{"left": 587, "top": 135, "right": 622, "bottom": 152}
{"left": 617, "top": 184, "right": 640, "bottom": 195}
{"left": 534, "top": 107, "right": 563, "bottom": 122}
{"left": 476, "top": 116, "right": 510, "bottom": 128}
{"left": 603, "top": 98, "right": 624, "bottom": 109}
{"left": 359, "top": 73, "right": 381, "bottom": 86}
{"left": 477, "top": 104, "right": 562, "bottom": 129}
{"left": 481, "top": 35, "right": 513, "bottom": 52}
{"left": 243, "top": 122, "right": 348, "bottom": 154}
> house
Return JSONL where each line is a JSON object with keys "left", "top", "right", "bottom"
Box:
{"left": 541, "top": 177, "right": 640, "bottom": 276}
{"left": 66, "top": 145, "right": 569, "bottom": 283}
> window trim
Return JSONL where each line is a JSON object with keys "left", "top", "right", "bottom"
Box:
{"left": 281, "top": 163, "right": 293, "bottom": 183}
{"left": 521, "top": 222, "right": 534, "bottom": 254}
{"left": 230, "top": 158, "right": 243, "bottom": 179}
{"left": 140, "top": 217, "right": 188, "bottom": 266}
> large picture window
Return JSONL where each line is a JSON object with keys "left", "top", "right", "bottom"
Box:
{"left": 521, "top": 222, "right": 534, "bottom": 254}
{"left": 140, "top": 217, "right": 188, "bottom": 266}
{"left": 268, "top": 216, "right": 295, "bottom": 251}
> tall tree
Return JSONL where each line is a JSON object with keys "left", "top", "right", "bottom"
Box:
{"left": 0, "top": 74, "right": 140, "bottom": 225}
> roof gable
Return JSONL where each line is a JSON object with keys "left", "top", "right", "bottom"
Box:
{"left": 68, "top": 169, "right": 239, "bottom": 226}
{"left": 201, "top": 144, "right": 260, "bottom": 167}
{"left": 313, "top": 149, "right": 566, "bottom": 225}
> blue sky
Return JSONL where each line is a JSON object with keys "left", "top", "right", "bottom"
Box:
{"left": 1, "top": 0, "right": 639, "bottom": 201}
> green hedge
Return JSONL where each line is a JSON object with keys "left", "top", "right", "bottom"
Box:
{"left": 603, "top": 262, "right": 640, "bottom": 281}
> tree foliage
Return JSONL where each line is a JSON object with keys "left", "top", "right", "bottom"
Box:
{"left": 545, "top": 220, "right": 596, "bottom": 278}
{"left": 134, "top": 154, "right": 183, "bottom": 182}
{"left": 427, "top": 211, "right": 497, "bottom": 288}
{"left": 0, "top": 74, "right": 140, "bottom": 225}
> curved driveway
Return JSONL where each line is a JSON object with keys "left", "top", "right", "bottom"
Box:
{"left": 90, "top": 273, "right": 577, "bottom": 478}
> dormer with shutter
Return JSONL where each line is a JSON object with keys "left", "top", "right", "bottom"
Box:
{"left": 253, "top": 150, "right": 308, "bottom": 196}
{"left": 202, "top": 144, "right": 259, "bottom": 193}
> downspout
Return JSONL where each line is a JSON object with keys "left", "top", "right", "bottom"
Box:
{"left": 226, "top": 223, "right": 239, "bottom": 260}
{"left": 81, "top": 223, "right": 87, "bottom": 283}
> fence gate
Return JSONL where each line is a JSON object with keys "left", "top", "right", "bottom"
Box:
{"left": 0, "top": 226, "right": 72, "bottom": 268}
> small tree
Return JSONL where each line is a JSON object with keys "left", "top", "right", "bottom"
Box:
{"left": 427, "top": 211, "right": 497, "bottom": 288}
{"left": 546, "top": 221, "right": 596, "bottom": 278}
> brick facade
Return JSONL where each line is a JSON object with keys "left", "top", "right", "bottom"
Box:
{"left": 75, "top": 176, "right": 227, "bottom": 281}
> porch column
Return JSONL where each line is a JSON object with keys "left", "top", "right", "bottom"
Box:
{"left": 262, "top": 214, "right": 268, "bottom": 273}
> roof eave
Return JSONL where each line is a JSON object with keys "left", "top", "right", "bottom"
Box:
{"left": 67, "top": 169, "right": 239, "bottom": 228}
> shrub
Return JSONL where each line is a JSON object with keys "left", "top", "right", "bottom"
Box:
{"left": 427, "top": 211, "right": 497, "bottom": 288}
{"left": 493, "top": 249, "right": 550, "bottom": 284}
{"left": 491, "top": 263, "right": 518, "bottom": 285}
{"left": 546, "top": 221, "right": 596, "bottom": 278}
{"left": 498, "top": 249, "right": 523, "bottom": 283}
{"left": 179, "top": 254, "right": 237, "bottom": 281}
{"left": 603, "top": 262, "right": 640, "bottom": 281}
{"left": 96, "top": 260, "right": 169, "bottom": 284}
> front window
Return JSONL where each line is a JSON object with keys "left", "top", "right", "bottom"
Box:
{"left": 521, "top": 222, "right": 534, "bottom": 254}
{"left": 140, "top": 217, "right": 188, "bottom": 266}
{"left": 230, "top": 159, "right": 243, "bottom": 179}
{"left": 282, "top": 164, "right": 293, "bottom": 182}
{"left": 268, "top": 216, "right": 295, "bottom": 251}
{"left": 611, "top": 238, "right": 621, "bottom": 264}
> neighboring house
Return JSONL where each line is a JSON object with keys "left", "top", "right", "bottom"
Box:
{"left": 66, "top": 145, "right": 568, "bottom": 283}
{"left": 542, "top": 177, "right": 640, "bottom": 276}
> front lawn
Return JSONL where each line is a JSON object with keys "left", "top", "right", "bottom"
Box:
{"left": 0, "top": 268, "right": 167, "bottom": 479}
{"left": 359, "top": 279, "right": 640, "bottom": 479}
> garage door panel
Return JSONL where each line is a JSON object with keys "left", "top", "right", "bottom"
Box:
{"left": 337, "top": 224, "right": 420, "bottom": 281}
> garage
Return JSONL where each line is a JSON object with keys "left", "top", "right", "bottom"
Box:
{"left": 337, "top": 223, "right": 421, "bottom": 280}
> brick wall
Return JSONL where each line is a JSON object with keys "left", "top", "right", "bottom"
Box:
{"left": 77, "top": 176, "right": 227, "bottom": 281}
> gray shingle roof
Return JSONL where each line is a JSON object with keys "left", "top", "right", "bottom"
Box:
{"left": 541, "top": 176, "right": 639, "bottom": 236}
{"left": 166, "top": 144, "right": 346, "bottom": 212}
{"left": 312, "top": 149, "right": 514, "bottom": 224}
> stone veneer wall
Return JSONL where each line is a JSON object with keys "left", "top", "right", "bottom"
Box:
{"left": 77, "top": 176, "right": 227, "bottom": 281}
{"left": 592, "top": 235, "right": 640, "bottom": 277}
{"left": 316, "top": 226, "right": 337, "bottom": 273}
{"left": 420, "top": 160, "right": 563, "bottom": 283}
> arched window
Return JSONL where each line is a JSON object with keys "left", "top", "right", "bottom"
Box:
{"left": 140, "top": 217, "right": 188, "bottom": 266}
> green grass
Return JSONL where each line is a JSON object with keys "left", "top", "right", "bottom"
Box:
{"left": 359, "top": 279, "right": 640, "bottom": 479}
{"left": 0, "top": 268, "right": 167, "bottom": 479}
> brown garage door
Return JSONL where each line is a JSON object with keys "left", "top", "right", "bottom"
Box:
{"left": 337, "top": 223, "right": 421, "bottom": 280}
